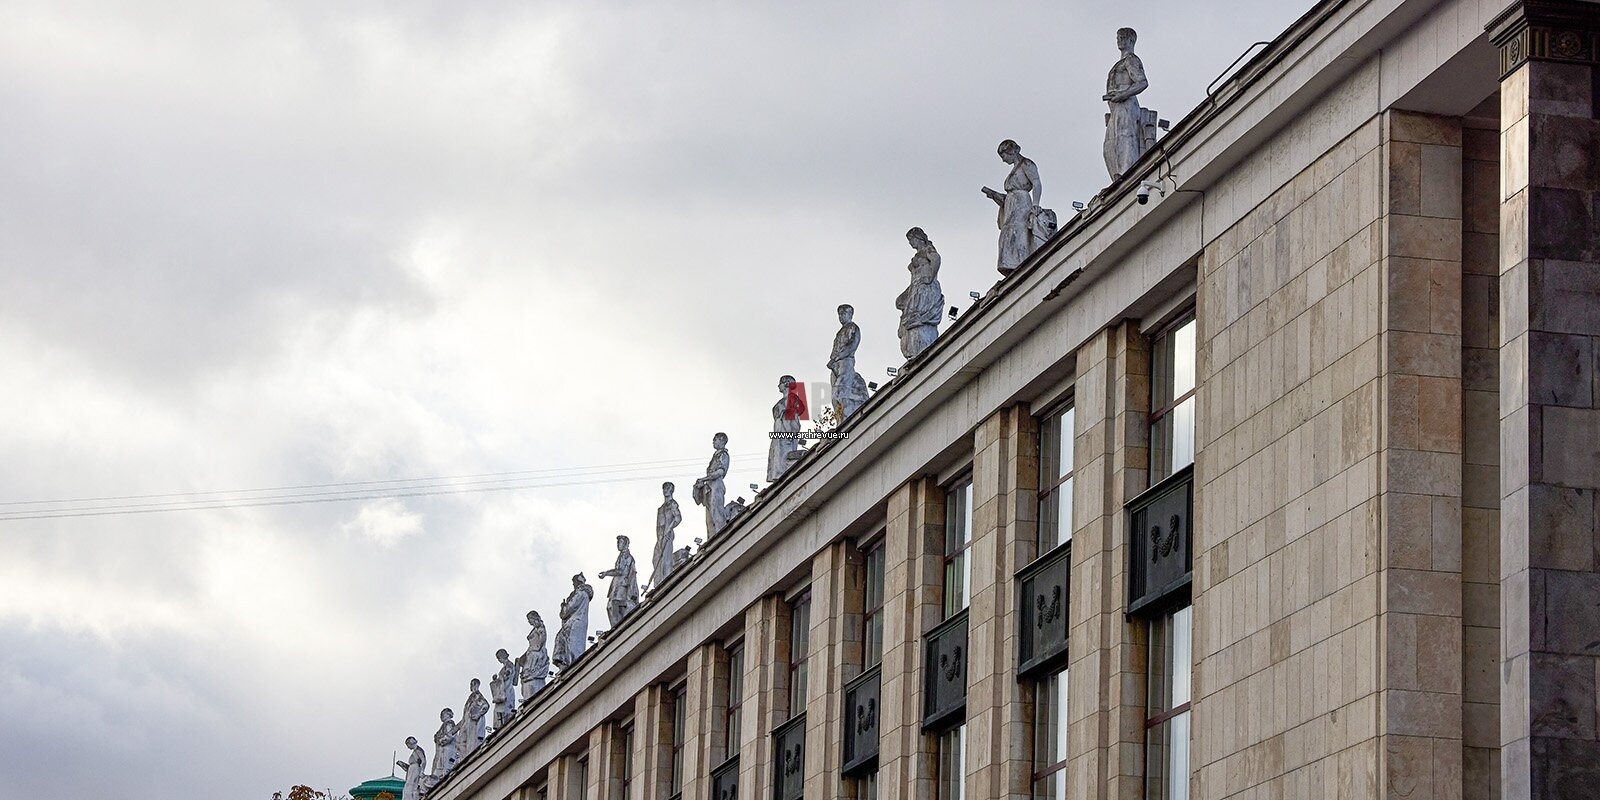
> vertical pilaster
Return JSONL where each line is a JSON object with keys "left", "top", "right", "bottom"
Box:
{"left": 1065, "top": 322, "right": 1149, "bottom": 800}
{"left": 1492, "top": 4, "right": 1600, "bottom": 795}
{"left": 879, "top": 477, "right": 947, "bottom": 800}
{"left": 635, "top": 685, "right": 673, "bottom": 800}
{"left": 966, "top": 405, "right": 1040, "bottom": 800}
{"left": 806, "top": 541, "right": 857, "bottom": 800}
{"left": 1460, "top": 107, "right": 1504, "bottom": 800}
{"left": 738, "top": 596, "right": 787, "bottom": 798}
{"left": 682, "top": 645, "right": 715, "bottom": 800}
{"left": 1376, "top": 109, "right": 1467, "bottom": 800}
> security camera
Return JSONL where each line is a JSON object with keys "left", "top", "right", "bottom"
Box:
{"left": 1136, "top": 179, "right": 1165, "bottom": 205}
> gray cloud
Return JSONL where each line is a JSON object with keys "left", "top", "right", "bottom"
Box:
{"left": 0, "top": 2, "right": 1305, "bottom": 798}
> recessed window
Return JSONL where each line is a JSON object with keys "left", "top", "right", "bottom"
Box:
{"left": 1030, "top": 668, "right": 1068, "bottom": 799}
{"left": 856, "top": 770, "right": 880, "bottom": 800}
{"left": 788, "top": 592, "right": 811, "bottom": 717}
{"left": 669, "top": 685, "right": 687, "bottom": 796}
{"left": 1145, "top": 605, "right": 1193, "bottom": 800}
{"left": 723, "top": 644, "right": 744, "bottom": 762}
{"left": 936, "top": 724, "right": 966, "bottom": 800}
{"left": 1149, "top": 314, "right": 1196, "bottom": 484}
{"left": 943, "top": 478, "right": 974, "bottom": 619}
{"left": 862, "top": 537, "right": 886, "bottom": 668}
{"left": 1038, "top": 403, "right": 1076, "bottom": 551}
{"left": 615, "top": 723, "right": 633, "bottom": 800}
{"left": 573, "top": 756, "right": 588, "bottom": 800}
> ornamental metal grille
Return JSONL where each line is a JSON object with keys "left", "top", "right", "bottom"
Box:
{"left": 1128, "top": 465, "right": 1194, "bottom": 616}
{"left": 841, "top": 666, "right": 881, "bottom": 775}
{"left": 1017, "top": 543, "right": 1071, "bottom": 679}
{"left": 921, "top": 609, "right": 968, "bottom": 731}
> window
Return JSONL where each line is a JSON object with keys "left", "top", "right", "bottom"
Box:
{"left": 862, "top": 538, "right": 886, "bottom": 668}
{"left": 936, "top": 725, "right": 966, "bottom": 800}
{"left": 669, "top": 685, "right": 687, "bottom": 796}
{"left": 1145, "top": 605, "right": 1192, "bottom": 800}
{"left": 788, "top": 593, "right": 811, "bottom": 717}
{"left": 856, "top": 770, "right": 879, "bottom": 800}
{"left": 573, "top": 756, "right": 589, "bottom": 800}
{"left": 943, "top": 478, "right": 974, "bottom": 619}
{"left": 615, "top": 723, "right": 633, "bottom": 800}
{"left": 1038, "top": 403, "right": 1076, "bottom": 551}
{"left": 724, "top": 644, "right": 744, "bottom": 762}
{"left": 1149, "top": 315, "right": 1196, "bottom": 484}
{"left": 1030, "top": 669, "right": 1069, "bottom": 799}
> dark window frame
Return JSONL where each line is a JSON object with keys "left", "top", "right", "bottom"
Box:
{"left": 860, "top": 534, "right": 887, "bottom": 669}
{"left": 787, "top": 591, "right": 812, "bottom": 719}
{"left": 1148, "top": 310, "right": 1197, "bottom": 486}
{"left": 942, "top": 475, "right": 975, "bottom": 620}
{"left": 724, "top": 642, "right": 745, "bottom": 763}
{"left": 669, "top": 683, "right": 687, "bottom": 796}
{"left": 1037, "top": 400, "right": 1077, "bottom": 552}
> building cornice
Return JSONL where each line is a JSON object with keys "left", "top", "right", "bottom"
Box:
{"left": 1489, "top": 0, "right": 1600, "bottom": 78}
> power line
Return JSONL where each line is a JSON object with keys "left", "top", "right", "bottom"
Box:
{"left": 0, "top": 452, "right": 762, "bottom": 507}
{"left": 0, "top": 453, "right": 766, "bottom": 522}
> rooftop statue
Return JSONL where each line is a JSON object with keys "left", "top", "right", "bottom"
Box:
{"left": 432, "top": 707, "right": 459, "bottom": 778}
{"left": 896, "top": 227, "right": 945, "bottom": 359}
{"left": 1103, "top": 27, "right": 1151, "bottom": 181}
{"left": 397, "top": 736, "right": 427, "bottom": 800}
{"left": 598, "top": 535, "right": 640, "bottom": 627}
{"left": 518, "top": 611, "right": 550, "bottom": 703}
{"left": 829, "top": 305, "right": 870, "bottom": 419}
{"left": 553, "top": 573, "right": 594, "bottom": 670}
{"left": 768, "top": 376, "right": 802, "bottom": 482}
{"left": 983, "top": 140, "right": 1054, "bottom": 275}
{"left": 651, "top": 482, "right": 681, "bottom": 589}
{"left": 458, "top": 678, "right": 489, "bottom": 758}
{"left": 692, "top": 433, "right": 732, "bottom": 537}
{"left": 491, "top": 648, "right": 517, "bottom": 729}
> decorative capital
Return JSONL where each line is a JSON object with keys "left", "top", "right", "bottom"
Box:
{"left": 1488, "top": 0, "right": 1600, "bottom": 78}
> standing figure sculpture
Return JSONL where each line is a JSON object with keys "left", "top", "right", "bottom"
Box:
{"left": 983, "top": 140, "right": 1050, "bottom": 275}
{"left": 896, "top": 227, "right": 945, "bottom": 359}
{"left": 518, "top": 611, "right": 550, "bottom": 704}
{"left": 432, "top": 707, "right": 460, "bottom": 779}
{"left": 491, "top": 648, "right": 518, "bottom": 729}
{"left": 828, "top": 305, "right": 870, "bottom": 419}
{"left": 692, "top": 433, "right": 731, "bottom": 538}
{"left": 768, "top": 376, "right": 802, "bottom": 482}
{"left": 652, "top": 482, "right": 682, "bottom": 589}
{"left": 458, "top": 678, "right": 489, "bottom": 758}
{"left": 398, "top": 736, "right": 427, "bottom": 800}
{"left": 552, "top": 573, "right": 594, "bottom": 670}
{"left": 598, "top": 535, "right": 640, "bottom": 627}
{"left": 1102, "top": 27, "right": 1150, "bottom": 181}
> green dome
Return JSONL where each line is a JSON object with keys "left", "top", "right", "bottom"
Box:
{"left": 350, "top": 776, "right": 406, "bottom": 799}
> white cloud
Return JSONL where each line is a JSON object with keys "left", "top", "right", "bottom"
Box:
{"left": 0, "top": 1, "right": 1308, "bottom": 797}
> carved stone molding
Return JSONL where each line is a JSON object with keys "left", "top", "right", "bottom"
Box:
{"left": 1489, "top": 0, "right": 1600, "bottom": 78}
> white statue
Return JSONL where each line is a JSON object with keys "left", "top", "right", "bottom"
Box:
{"left": 829, "top": 305, "right": 870, "bottom": 419}
{"left": 692, "top": 433, "right": 732, "bottom": 538}
{"left": 652, "top": 482, "right": 682, "bottom": 588}
{"left": 896, "top": 227, "right": 945, "bottom": 359}
{"left": 553, "top": 573, "right": 594, "bottom": 670}
{"left": 598, "top": 535, "right": 640, "bottom": 627}
{"left": 432, "top": 707, "right": 459, "bottom": 778}
{"left": 518, "top": 611, "right": 550, "bottom": 704}
{"left": 768, "top": 375, "right": 802, "bottom": 482}
{"left": 1102, "top": 27, "right": 1150, "bottom": 181}
{"left": 458, "top": 678, "right": 489, "bottom": 758}
{"left": 397, "top": 736, "right": 427, "bottom": 800}
{"left": 491, "top": 648, "right": 518, "bottom": 729}
{"left": 982, "top": 139, "right": 1051, "bottom": 275}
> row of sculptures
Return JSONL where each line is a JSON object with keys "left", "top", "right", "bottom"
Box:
{"left": 395, "top": 28, "right": 1153, "bottom": 800}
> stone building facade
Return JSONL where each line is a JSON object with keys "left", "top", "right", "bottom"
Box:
{"left": 427, "top": 1, "right": 1600, "bottom": 798}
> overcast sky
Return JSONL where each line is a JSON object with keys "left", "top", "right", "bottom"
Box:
{"left": 0, "top": 2, "right": 1306, "bottom": 797}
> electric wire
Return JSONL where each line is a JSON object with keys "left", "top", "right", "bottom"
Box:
{"left": 0, "top": 452, "right": 765, "bottom": 522}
